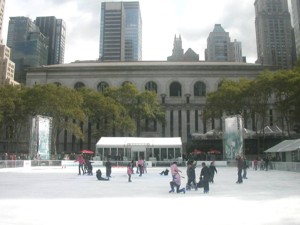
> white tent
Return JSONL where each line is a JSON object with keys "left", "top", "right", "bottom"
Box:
{"left": 96, "top": 137, "right": 182, "bottom": 161}
{"left": 265, "top": 139, "right": 300, "bottom": 153}
{"left": 264, "top": 139, "right": 300, "bottom": 162}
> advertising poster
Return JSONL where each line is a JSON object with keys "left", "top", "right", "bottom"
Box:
{"left": 223, "top": 115, "right": 244, "bottom": 159}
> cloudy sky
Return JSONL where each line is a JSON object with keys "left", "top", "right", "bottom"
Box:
{"left": 2, "top": 0, "right": 289, "bottom": 64}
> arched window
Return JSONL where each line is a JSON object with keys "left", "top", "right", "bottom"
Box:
{"left": 97, "top": 82, "right": 109, "bottom": 93}
{"left": 194, "top": 81, "right": 206, "bottom": 97}
{"left": 74, "top": 82, "right": 85, "bottom": 90}
{"left": 169, "top": 82, "right": 182, "bottom": 97}
{"left": 145, "top": 81, "right": 157, "bottom": 93}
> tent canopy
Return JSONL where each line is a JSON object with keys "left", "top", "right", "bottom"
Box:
{"left": 96, "top": 137, "right": 182, "bottom": 149}
{"left": 264, "top": 139, "right": 300, "bottom": 153}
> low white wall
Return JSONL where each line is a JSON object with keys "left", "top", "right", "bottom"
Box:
{"left": 195, "top": 161, "right": 227, "bottom": 167}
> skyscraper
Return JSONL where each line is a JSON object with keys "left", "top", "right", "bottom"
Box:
{"left": 7, "top": 17, "right": 48, "bottom": 83}
{"left": 35, "top": 16, "right": 66, "bottom": 65}
{"left": 99, "top": 1, "right": 142, "bottom": 61}
{"left": 254, "top": 0, "right": 294, "bottom": 69}
{"left": 291, "top": 0, "right": 300, "bottom": 60}
{"left": 0, "top": 0, "right": 17, "bottom": 85}
{"left": 205, "top": 24, "right": 243, "bottom": 62}
{"left": 0, "top": 0, "right": 5, "bottom": 44}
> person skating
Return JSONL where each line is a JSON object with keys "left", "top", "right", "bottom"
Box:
{"left": 170, "top": 161, "right": 182, "bottom": 179}
{"left": 137, "top": 158, "right": 144, "bottom": 176}
{"left": 160, "top": 168, "right": 169, "bottom": 176}
{"left": 105, "top": 159, "right": 112, "bottom": 178}
{"left": 127, "top": 163, "right": 132, "bottom": 182}
{"left": 236, "top": 155, "right": 243, "bottom": 184}
{"left": 186, "top": 160, "right": 197, "bottom": 191}
{"left": 86, "top": 159, "right": 93, "bottom": 175}
{"left": 200, "top": 162, "right": 210, "bottom": 193}
{"left": 74, "top": 153, "right": 85, "bottom": 175}
{"left": 209, "top": 161, "right": 217, "bottom": 183}
{"left": 169, "top": 172, "right": 185, "bottom": 194}
{"left": 242, "top": 157, "right": 249, "bottom": 179}
{"left": 96, "top": 169, "right": 109, "bottom": 181}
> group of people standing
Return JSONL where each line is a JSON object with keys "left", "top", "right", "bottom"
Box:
{"left": 127, "top": 158, "right": 147, "bottom": 182}
{"left": 169, "top": 161, "right": 217, "bottom": 194}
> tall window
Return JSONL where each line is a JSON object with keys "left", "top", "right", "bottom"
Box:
{"left": 145, "top": 81, "right": 157, "bottom": 93}
{"left": 97, "top": 82, "right": 109, "bottom": 93}
{"left": 170, "top": 82, "right": 181, "bottom": 97}
{"left": 194, "top": 81, "right": 206, "bottom": 97}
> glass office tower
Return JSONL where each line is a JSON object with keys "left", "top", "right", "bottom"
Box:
{"left": 99, "top": 1, "right": 142, "bottom": 61}
{"left": 254, "top": 0, "right": 293, "bottom": 69}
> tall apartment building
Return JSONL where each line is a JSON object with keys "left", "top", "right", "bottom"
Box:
{"left": 7, "top": 17, "right": 48, "bottom": 84}
{"left": 99, "top": 1, "right": 142, "bottom": 61}
{"left": 205, "top": 24, "right": 243, "bottom": 62}
{"left": 254, "top": 0, "right": 294, "bottom": 69}
{"left": 35, "top": 16, "right": 66, "bottom": 65}
{"left": 0, "top": 45, "right": 17, "bottom": 85}
{"left": 0, "top": 0, "right": 17, "bottom": 85}
{"left": 291, "top": 0, "right": 300, "bottom": 60}
{"left": 0, "top": 0, "right": 5, "bottom": 44}
{"left": 230, "top": 39, "right": 243, "bottom": 62}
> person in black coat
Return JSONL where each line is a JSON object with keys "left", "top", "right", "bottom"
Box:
{"left": 186, "top": 160, "right": 197, "bottom": 190}
{"left": 160, "top": 168, "right": 169, "bottom": 175}
{"left": 209, "top": 161, "right": 217, "bottom": 183}
{"left": 96, "top": 169, "right": 109, "bottom": 181}
{"left": 200, "top": 162, "right": 211, "bottom": 193}
{"left": 236, "top": 155, "right": 243, "bottom": 184}
{"left": 105, "top": 159, "right": 112, "bottom": 178}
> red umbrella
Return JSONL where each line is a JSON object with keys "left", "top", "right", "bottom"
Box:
{"left": 81, "top": 150, "right": 94, "bottom": 154}
{"left": 192, "top": 149, "right": 205, "bottom": 155}
{"left": 207, "top": 149, "right": 221, "bottom": 154}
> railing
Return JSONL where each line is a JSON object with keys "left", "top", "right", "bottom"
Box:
{"left": 0, "top": 160, "right": 62, "bottom": 169}
{"left": 2, "top": 160, "right": 298, "bottom": 172}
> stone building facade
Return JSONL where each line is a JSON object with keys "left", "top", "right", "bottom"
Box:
{"left": 26, "top": 61, "right": 274, "bottom": 153}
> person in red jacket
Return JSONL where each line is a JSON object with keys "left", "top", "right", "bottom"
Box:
{"left": 127, "top": 163, "right": 132, "bottom": 182}
{"left": 74, "top": 153, "right": 85, "bottom": 175}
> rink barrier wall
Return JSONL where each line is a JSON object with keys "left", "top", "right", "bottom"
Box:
{"left": 1, "top": 160, "right": 300, "bottom": 172}
{"left": 0, "top": 160, "right": 227, "bottom": 169}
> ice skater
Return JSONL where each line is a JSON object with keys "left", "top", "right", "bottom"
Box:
{"left": 242, "top": 157, "right": 249, "bottom": 179}
{"left": 160, "top": 168, "right": 169, "bottom": 176}
{"left": 186, "top": 160, "right": 197, "bottom": 191}
{"left": 74, "top": 153, "right": 85, "bottom": 175}
{"left": 236, "top": 155, "right": 243, "bottom": 184}
{"left": 127, "top": 163, "right": 132, "bottom": 182}
{"left": 200, "top": 162, "right": 210, "bottom": 193}
{"left": 137, "top": 158, "right": 144, "bottom": 176}
{"left": 105, "top": 159, "right": 112, "bottom": 178}
{"left": 96, "top": 169, "right": 109, "bottom": 181}
{"left": 170, "top": 161, "right": 181, "bottom": 179}
{"left": 209, "top": 161, "right": 217, "bottom": 183}
{"left": 86, "top": 159, "right": 93, "bottom": 175}
{"left": 169, "top": 172, "right": 185, "bottom": 194}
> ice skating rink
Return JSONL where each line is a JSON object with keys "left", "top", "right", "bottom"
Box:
{"left": 0, "top": 165, "right": 300, "bottom": 225}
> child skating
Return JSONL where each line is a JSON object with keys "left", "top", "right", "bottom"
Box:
{"left": 127, "top": 163, "right": 132, "bottom": 182}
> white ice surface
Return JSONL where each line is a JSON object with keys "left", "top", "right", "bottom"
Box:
{"left": 0, "top": 165, "right": 300, "bottom": 225}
